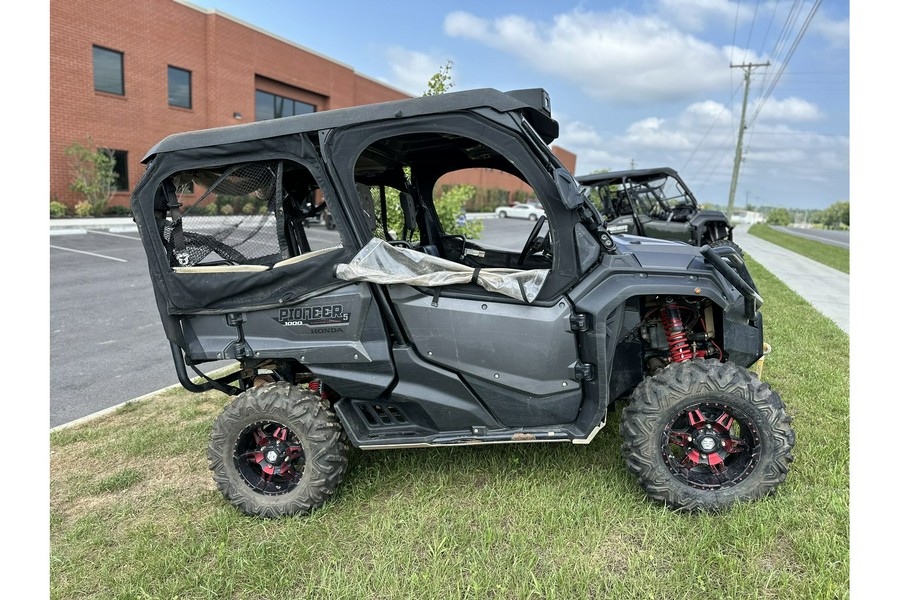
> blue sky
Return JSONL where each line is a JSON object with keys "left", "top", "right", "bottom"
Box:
{"left": 187, "top": 0, "right": 850, "bottom": 211}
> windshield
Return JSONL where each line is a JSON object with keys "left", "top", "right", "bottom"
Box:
{"left": 630, "top": 175, "right": 693, "bottom": 210}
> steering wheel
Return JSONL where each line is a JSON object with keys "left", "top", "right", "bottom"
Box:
{"left": 517, "top": 215, "right": 547, "bottom": 266}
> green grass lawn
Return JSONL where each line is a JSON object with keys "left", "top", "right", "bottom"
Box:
{"left": 50, "top": 259, "right": 849, "bottom": 600}
{"left": 748, "top": 224, "right": 849, "bottom": 273}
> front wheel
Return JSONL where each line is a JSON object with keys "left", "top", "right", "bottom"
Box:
{"left": 620, "top": 359, "right": 794, "bottom": 511}
{"left": 208, "top": 382, "right": 349, "bottom": 517}
{"left": 498, "top": 211, "right": 507, "bottom": 218}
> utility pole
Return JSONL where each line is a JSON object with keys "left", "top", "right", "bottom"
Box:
{"left": 726, "top": 61, "right": 770, "bottom": 222}
{"left": 630, "top": 158, "right": 636, "bottom": 170}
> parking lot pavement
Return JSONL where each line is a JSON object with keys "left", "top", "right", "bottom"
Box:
{"left": 732, "top": 224, "right": 849, "bottom": 334}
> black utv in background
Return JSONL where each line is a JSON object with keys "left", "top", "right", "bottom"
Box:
{"left": 576, "top": 168, "right": 738, "bottom": 252}
{"left": 131, "top": 88, "right": 793, "bottom": 517}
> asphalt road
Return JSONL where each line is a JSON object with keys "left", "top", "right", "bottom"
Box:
{"left": 49, "top": 217, "right": 539, "bottom": 428}
{"left": 771, "top": 226, "right": 849, "bottom": 249}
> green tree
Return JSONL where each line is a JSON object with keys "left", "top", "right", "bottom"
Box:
{"left": 65, "top": 139, "right": 118, "bottom": 216}
{"left": 433, "top": 184, "right": 483, "bottom": 239}
{"left": 820, "top": 201, "right": 849, "bottom": 229}
{"left": 766, "top": 207, "right": 792, "bottom": 226}
{"left": 423, "top": 60, "right": 454, "bottom": 96}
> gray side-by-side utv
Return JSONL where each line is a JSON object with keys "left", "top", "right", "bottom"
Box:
{"left": 131, "top": 88, "right": 794, "bottom": 517}
{"left": 576, "top": 167, "right": 738, "bottom": 252}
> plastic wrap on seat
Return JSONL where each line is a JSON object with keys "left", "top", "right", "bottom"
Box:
{"left": 335, "top": 239, "right": 548, "bottom": 303}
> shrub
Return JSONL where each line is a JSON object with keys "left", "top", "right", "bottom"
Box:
{"left": 435, "top": 185, "right": 483, "bottom": 239}
{"left": 50, "top": 201, "right": 68, "bottom": 218}
{"left": 65, "top": 139, "right": 118, "bottom": 216}
{"left": 766, "top": 207, "right": 792, "bottom": 226}
{"left": 74, "top": 201, "right": 94, "bottom": 217}
{"left": 188, "top": 204, "right": 213, "bottom": 216}
{"left": 103, "top": 205, "right": 132, "bottom": 216}
{"left": 242, "top": 202, "right": 256, "bottom": 215}
{"left": 220, "top": 204, "right": 234, "bottom": 216}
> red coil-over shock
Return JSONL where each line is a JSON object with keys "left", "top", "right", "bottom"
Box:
{"left": 308, "top": 379, "right": 338, "bottom": 403}
{"left": 660, "top": 302, "right": 693, "bottom": 362}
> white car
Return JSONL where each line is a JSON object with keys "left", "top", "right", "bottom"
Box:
{"left": 495, "top": 203, "right": 545, "bottom": 220}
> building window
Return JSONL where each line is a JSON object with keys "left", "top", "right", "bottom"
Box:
{"left": 255, "top": 90, "right": 315, "bottom": 121}
{"left": 93, "top": 45, "right": 124, "bottom": 95}
{"left": 168, "top": 66, "right": 192, "bottom": 109}
{"left": 105, "top": 149, "right": 129, "bottom": 191}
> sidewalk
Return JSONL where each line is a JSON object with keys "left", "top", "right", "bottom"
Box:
{"left": 49, "top": 217, "right": 137, "bottom": 235}
{"left": 732, "top": 224, "right": 849, "bottom": 334}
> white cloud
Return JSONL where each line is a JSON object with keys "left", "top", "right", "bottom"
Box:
{"left": 682, "top": 99, "right": 733, "bottom": 122}
{"left": 811, "top": 16, "right": 849, "bottom": 48}
{"left": 444, "top": 9, "right": 762, "bottom": 105}
{"left": 751, "top": 96, "right": 823, "bottom": 122}
{"left": 657, "top": 0, "right": 752, "bottom": 31}
{"left": 385, "top": 47, "right": 453, "bottom": 96}
{"left": 659, "top": 0, "right": 848, "bottom": 51}
{"left": 557, "top": 98, "right": 845, "bottom": 203}
{"left": 559, "top": 120, "right": 604, "bottom": 146}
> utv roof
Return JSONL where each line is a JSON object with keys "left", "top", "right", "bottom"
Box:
{"left": 575, "top": 167, "right": 680, "bottom": 186}
{"left": 143, "top": 88, "right": 557, "bottom": 162}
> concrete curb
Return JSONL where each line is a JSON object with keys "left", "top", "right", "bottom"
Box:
{"left": 49, "top": 217, "right": 136, "bottom": 233}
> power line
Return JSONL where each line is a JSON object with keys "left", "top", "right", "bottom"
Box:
{"left": 681, "top": 0, "right": 825, "bottom": 193}
{"left": 757, "top": 0, "right": 781, "bottom": 60}
{"left": 748, "top": 0, "right": 821, "bottom": 127}
{"left": 741, "top": 0, "right": 763, "bottom": 65}
{"left": 759, "top": 0, "right": 805, "bottom": 94}
{"left": 730, "top": 0, "right": 742, "bottom": 132}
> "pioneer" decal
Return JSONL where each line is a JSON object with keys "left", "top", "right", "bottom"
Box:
{"left": 275, "top": 305, "right": 351, "bottom": 327}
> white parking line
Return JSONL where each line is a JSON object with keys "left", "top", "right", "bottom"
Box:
{"left": 50, "top": 245, "right": 128, "bottom": 262}
{"left": 88, "top": 230, "right": 141, "bottom": 240}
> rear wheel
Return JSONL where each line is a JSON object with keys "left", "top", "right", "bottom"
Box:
{"left": 208, "top": 382, "right": 348, "bottom": 517}
{"left": 620, "top": 359, "right": 794, "bottom": 511}
{"left": 498, "top": 211, "right": 507, "bottom": 218}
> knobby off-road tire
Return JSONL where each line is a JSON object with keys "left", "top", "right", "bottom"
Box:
{"left": 708, "top": 238, "right": 744, "bottom": 257}
{"left": 208, "top": 382, "right": 349, "bottom": 518}
{"left": 620, "top": 359, "right": 794, "bottom": 511}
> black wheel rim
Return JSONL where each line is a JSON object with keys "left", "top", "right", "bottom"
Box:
{"left": 233, "top": 420, "right": 305, "bottom": 495}
{"left": 661, "top": 402, "right": 760, "bottom": 490}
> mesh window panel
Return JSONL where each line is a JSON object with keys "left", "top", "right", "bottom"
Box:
{"left": 163, "top": 162, "right": 281, "bottom": 266}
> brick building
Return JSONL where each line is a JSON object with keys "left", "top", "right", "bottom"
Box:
{"left": 50, "top": 0, "right": 575, "bottom": 209}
